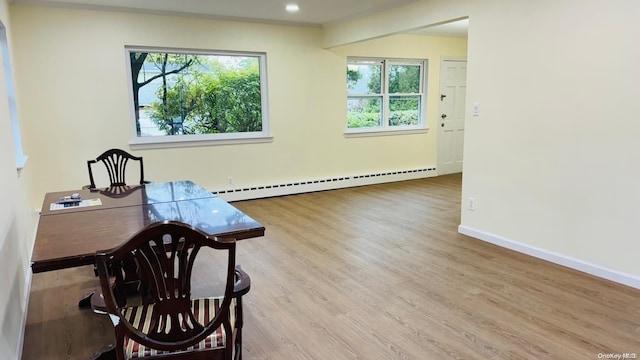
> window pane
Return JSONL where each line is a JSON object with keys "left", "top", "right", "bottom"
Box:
{"left": 389, "top": 96, "right": 420, "bottom": 126}
{"left": 388, "top": 64, "right": 421, "bottom": 94}
{"left": 130, "top": 51, "right": 263, "bottom": 137}
{"left": 347, "top": 97, "right": 382, "bottom": 128}
{"left": 347, "top": 62, "right": 382, "bottom": 95}
{"left": 345, "top": 58, "right": 427, "bottom": 132}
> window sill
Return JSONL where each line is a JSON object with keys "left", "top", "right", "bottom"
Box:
{"left": 16, "top": 154, "right": 28, "bottom": 170}
{"left": 130, "top": 133, "right": 273, "bottom": 150}
{"left": 16, "top": 155, "right": 28, "bottom": 177}
{"left": 344, "top": 127, "right": 429, "bottom": 138}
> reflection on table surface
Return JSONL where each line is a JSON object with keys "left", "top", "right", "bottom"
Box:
{"left": 147, "top": 197, "right": 254, "bottom": 235}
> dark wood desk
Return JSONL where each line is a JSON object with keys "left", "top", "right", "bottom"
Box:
{"left": 32, "top": 181, "right": 265, "bottom": 273}
{"left": 39, "top": 180, "right": 214, "bottom": 216}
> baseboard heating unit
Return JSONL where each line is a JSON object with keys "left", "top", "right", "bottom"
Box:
{"left": 213, "top": 167, "right": 437, "bottom": 202}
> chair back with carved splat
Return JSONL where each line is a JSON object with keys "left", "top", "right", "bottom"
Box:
{"left": 96, "top": 221, "right": 249, "bottom": 360}
{"left": 87, "top": 148, "right": 146, "bottom": 189}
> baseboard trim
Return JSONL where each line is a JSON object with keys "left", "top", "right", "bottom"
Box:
{"left": 458, "top": 225, "right": 640, "bottom": 290}
{"left": 16, "top": 267, "right": 33, "bottom": 360}
{"left": 17, "top": 214, "right": 39, "bottom": 360}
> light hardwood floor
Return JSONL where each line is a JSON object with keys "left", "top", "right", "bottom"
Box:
{"left": 22, "top": 174, "right": 640, "bottom": 359}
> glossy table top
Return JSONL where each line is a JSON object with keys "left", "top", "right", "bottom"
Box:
{"left": 40, "top": 180, "right": 215, "bottom": 216}
{"left": 32, "top": 181, "right": 265, "bottom": 273}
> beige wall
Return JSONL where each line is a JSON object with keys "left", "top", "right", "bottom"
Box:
{"left": 461, "top": 0, "right": 640, "bottom": 281}
{"left": 0, "top": 0, "right": 37, "bottom": 358}
{"left": 323, "top": 1, "right": 469, "bottom": 48}
{"left": 327, "top": 0, "right": 640, "bottom": 282}
{"left": 10, "top": 6, "right": 466, "bottom": 205}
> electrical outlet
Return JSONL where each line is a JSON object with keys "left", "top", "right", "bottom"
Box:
{"left": 228, "top": 176, "right": 233, "bottom": 186}
{"left": 468, "top": 197, "right": 475, "bottom": 211}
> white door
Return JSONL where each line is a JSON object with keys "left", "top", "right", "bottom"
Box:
{"left": 437, "top": 58, "right": 467, "bottom": 175}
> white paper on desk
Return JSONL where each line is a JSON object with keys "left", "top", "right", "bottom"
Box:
{"left": 49, "top": 198, "right": 102, "bottom": 211}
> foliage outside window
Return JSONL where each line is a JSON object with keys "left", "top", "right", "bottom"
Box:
{"left": 347, "top": 58, "right": 427, "bottom": 133}
{"left": 126, "top": 47, "right": 269, "bottom": 147}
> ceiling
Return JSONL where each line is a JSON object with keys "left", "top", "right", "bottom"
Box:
{"left": 11, "top": 0, "right": 468, "bottom": 37}
{"left": 12, "top": 0, "right": 418, "bottom": 25}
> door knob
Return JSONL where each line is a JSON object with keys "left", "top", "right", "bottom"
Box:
{"left": 441, "top": 114, "right": 447, "bottom": 119}
{"left": 441, "top": 123, "right": 445, "bottom": 127}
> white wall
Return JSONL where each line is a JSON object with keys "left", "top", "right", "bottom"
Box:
{"left": 10, "top": 5, "right": 466, "bottom": 206}
{"left": 327, "top": 0, "right": 640, "bottom": 283}
{"left": 0, "top": 0, "right": 37, "bottom": 358}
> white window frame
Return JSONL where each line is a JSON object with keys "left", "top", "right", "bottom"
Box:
{"left": 125, "top": 46, "right": 272, "bottom": 150}
{"left": 346, "top": 57, "right": 428, "bottom": 137}
{"left": 1, "top": 23, "right": 27, "bottom": 170}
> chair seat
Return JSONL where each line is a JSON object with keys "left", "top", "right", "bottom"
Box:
{"left": 121, "top": 297, "right": 237, "bottom": 359}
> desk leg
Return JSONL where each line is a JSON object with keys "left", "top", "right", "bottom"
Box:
{"left": 88, "top": 344, "right": 116, "bottom": 360}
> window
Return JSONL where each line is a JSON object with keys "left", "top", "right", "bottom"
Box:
{"left": 126, "top": 47, "right": 270, "bottom": 149}
{"left": 346, "top": 58, "right": 427, "bottom": 134}
{"left": 1, "top": 22, "right": 27, "bottom": 170}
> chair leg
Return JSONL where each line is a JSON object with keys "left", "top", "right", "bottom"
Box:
{"left": 88, "top": 344, "right": 116, "bottom": 360}
{"left": 235, "top": 297, "right": 244, "bottom": 360}
{"left": 78, "top": 291, "right": 95, "bottom": 308}
{"left": 235, "top": 329, "right": 243, "bottom": 360}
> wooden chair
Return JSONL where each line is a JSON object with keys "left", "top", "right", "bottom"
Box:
{"left": 82, "top": 149, "right": 149, "bottom": 304}
{"left": 95, "top": 221, "right": 250, "bottom": 360}
{"left": 87, "top": 148, "right": 148, "bottom": 189}
{"left": 94, "top": 185, "right": 144, "bottom": 199}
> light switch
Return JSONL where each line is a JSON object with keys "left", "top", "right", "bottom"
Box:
{"left": 472, "top": 102, "right": 480, "bottom": 117}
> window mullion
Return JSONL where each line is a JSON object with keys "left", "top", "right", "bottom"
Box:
{"left": 346, "top": 56, "right": 428, "bottom": 133}
{"left": 382, "top": 60, "right": 389, "bottom": 129}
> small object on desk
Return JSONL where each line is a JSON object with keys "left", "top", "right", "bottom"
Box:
{"left": 50, "top": 198, "right": 102, "bottom": 211}
{"left": 57, "top": 194, "right": 82, "bottom": 204}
